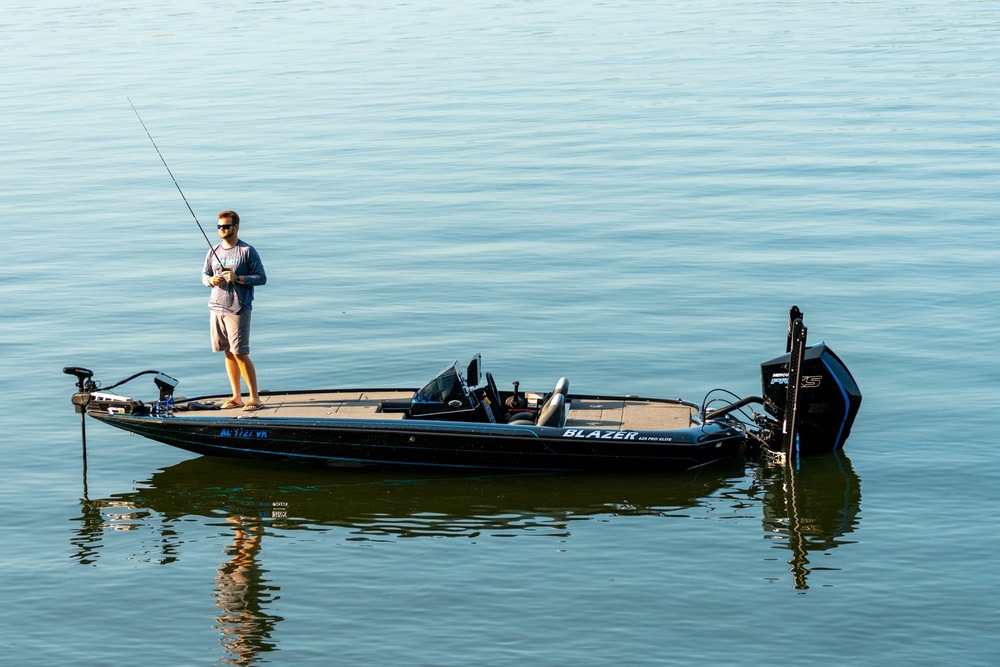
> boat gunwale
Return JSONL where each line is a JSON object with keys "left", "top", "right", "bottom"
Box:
{"left": 103, "top": 389, "right": 709, "bottom": 435}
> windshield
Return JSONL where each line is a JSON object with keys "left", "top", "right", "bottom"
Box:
{"left": 413, "top": 363, "right": 469, "bottom": 407}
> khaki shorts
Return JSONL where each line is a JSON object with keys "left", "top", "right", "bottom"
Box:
{"left": 210, "top": 310, "right": 251, "bottom": 355}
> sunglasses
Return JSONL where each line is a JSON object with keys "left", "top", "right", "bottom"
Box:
{"left": 217, "top": 224, "right": 235, "bottom": 230}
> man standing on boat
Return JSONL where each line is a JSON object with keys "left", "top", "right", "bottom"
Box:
{"left": 202, "top": 210, "right": 267, "bottom": 411}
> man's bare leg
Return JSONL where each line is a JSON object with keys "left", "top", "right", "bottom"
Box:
{"left": 233, "top": 353, "right": 260, "bottom": 406}
{"left": 224, "top": 351, "right": 244, "bottom": 406}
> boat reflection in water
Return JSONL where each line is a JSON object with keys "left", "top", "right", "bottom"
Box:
{"left": 71, "top": 453, "right": 860, "bottom": 662}
{"left": 754, "top": 453, "right": 863, "bottom": 590}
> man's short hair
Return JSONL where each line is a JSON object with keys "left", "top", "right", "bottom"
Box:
{"left": 218, "top": 210, "right": 240, "bottom": 225}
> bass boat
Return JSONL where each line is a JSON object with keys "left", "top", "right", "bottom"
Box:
{"left": 65, "top": 307, "right": 861, "bottom": 471}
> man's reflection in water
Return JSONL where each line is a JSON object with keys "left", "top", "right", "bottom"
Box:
{"left": 214, "top": 516, "right": 283, "bottom": 665}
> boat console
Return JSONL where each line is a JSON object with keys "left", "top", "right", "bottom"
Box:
{"left": 407, "top": 354, "right": 545, "bottom": 425}
{"left": 409, "top": 361, "right": 477, "bottom": 420}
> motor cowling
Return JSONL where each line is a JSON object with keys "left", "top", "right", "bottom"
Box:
{"left": 761, "top": 343, "right": 862, "bottom": 455}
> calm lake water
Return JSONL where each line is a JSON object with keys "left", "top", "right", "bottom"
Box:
{"left": 2, "top": 1, "right": 998, "bottom": 665}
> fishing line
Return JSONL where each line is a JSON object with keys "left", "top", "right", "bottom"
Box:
{"left": 127, "top": 98, "right": 225, "bottom": 269}
{"left": 128, "top": 98, "right": 242, "bottom": 306}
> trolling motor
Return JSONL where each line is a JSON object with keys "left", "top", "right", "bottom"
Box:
{"left": 64, "top": 366, "right": 94, "bottom": 391}
{"left": 63, "top": 367, "right": 97, "bottom": 458}
{"left": 64, "top": 367, "right": 96, "bottom": 413}
{"left": 64, "top": 367, "right": 179, "bottom": 416}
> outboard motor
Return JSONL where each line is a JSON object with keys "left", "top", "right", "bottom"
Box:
{"left": 760, "top": 310, "right": 862, "bottom": 457}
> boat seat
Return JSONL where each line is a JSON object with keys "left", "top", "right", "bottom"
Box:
{"left": 536, "top": 392, "right": 566, "bottom": 428}
{"left": 507, "top": 377, "right": 569, "bottom": 426}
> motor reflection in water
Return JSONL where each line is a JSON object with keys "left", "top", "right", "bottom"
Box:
{"left": 754, "top": 452, "right": 862, "bottom": 590}
{"left": 71, "top": 452, "right": 860, "bottom": 662}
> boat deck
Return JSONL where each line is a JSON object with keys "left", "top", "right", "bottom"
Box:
{"left": 178, "top": 391, "right": 697, "bottom": 431}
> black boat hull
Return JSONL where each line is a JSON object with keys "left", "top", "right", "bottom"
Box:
{"left": 90, "top": 411, "right": 747, "bottom": 472}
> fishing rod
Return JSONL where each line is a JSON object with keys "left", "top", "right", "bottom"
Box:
{"left": 127, "top": 98, "right": 229, "bottom": 276}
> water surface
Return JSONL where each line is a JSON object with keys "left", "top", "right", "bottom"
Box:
{"left": 1, "top": 2, "right": 997, "bottom": 665}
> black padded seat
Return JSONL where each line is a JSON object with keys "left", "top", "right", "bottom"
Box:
{"left": 507, "top": 377, "right": 569, "bottom": 426}
{"left": 536, "top": 392, "right": 566, "bottom": 427}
